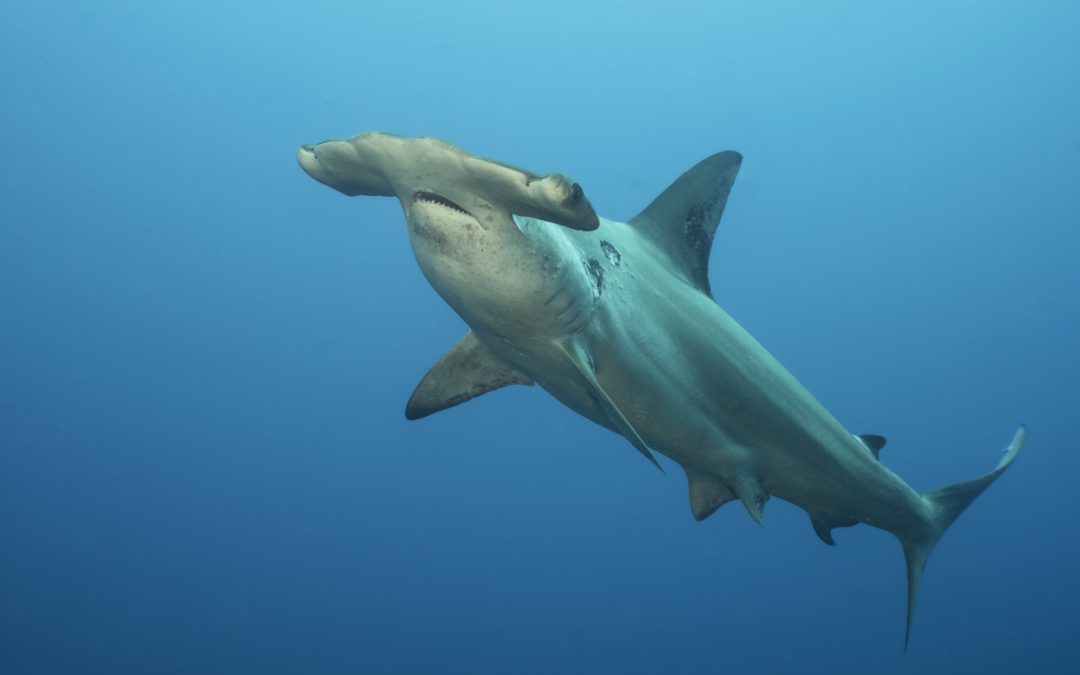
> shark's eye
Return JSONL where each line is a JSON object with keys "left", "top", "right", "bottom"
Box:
{"left": 570, "top": 182, "right": 584, "bottom": 204}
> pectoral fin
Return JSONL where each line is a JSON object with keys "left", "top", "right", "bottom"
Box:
{"left": 405, "top": 331, "right": 533, "bottom": 420}
{"left": 685, "top": 469, "right": 735, "bottom": 521}
{"left": 557, "top": 340, "right": 663, "bottom": 472}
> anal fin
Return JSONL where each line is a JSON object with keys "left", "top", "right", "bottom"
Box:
{"left": 809, "top": 513, "right": 858, "bottom": 546}
{"left": 406, "top": 331, "right": 533, "bottom": 420}
{"left": 558, "top": 340, "right": 663, "bottom": 472}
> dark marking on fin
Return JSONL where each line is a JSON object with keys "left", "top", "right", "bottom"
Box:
{"left": 682, "top": 203, "right": 708, "bottom": 260}
{"left": 629, "top": 151, "right": 741, "bottom": 297}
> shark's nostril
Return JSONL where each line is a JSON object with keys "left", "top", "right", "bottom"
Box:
{"left": 570, "top": 182, "right": 584, "bottom": 204}
{"left": 296, "top": 143, "right": 322, "bottom": 177}
{"left": 298, "top": 144, "right": 318, "bottom": 162}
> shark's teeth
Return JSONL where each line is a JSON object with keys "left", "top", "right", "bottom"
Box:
{"left": 413, "top": 191, "right": 472, "bottom": 217}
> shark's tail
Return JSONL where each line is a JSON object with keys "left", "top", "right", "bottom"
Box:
{"left": 899, "top": 425, "right": 1026, "bottom": 651}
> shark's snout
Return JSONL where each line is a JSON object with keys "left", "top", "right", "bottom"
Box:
{"left": 297, "top": 141, "right": 362, "bottom": 196}
{"left": 296, "top": 144, "right": 321, "bottom": 179}
{"left": 296, "top": 140, "right": 392, "bottom": 197}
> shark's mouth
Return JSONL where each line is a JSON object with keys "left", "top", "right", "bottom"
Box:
{"left": 413, "top": 191, "right": 472, "bottom": 217}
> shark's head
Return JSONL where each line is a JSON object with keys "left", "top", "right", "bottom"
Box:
{"left": 297, "top": 131, "right": 598, "bottom": 232}
{"left": 298, "top": 132, "right": 602, "bottom": 336}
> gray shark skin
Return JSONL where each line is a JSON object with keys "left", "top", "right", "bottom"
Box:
{"left": 297, "top": 132, "right": 1024, "bottom": 649}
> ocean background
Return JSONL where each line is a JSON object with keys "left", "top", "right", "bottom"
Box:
{"left": 2, "top": 1, "right": 1077, "bottom": 673}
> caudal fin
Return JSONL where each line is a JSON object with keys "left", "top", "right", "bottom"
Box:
{"left": 900, "top": 425, "right": 1026, "bottom": 651}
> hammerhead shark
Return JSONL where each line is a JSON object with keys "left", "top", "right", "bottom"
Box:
{"left": 296, "top": 132, "right": 1024, "bottom": 648}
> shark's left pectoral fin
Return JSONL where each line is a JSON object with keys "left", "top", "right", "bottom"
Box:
{"left": 406, "top": 331, "right": 533, "bottom": 420}
{"left": 557, "top": 340, "right": 664, "bottom": 472}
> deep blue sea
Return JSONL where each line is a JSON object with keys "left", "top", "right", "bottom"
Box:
{"left": 2, "top": 1, "right": 1078, "bottom": 673}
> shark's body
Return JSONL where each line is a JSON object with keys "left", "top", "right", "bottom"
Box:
{"left": 297, "top": 132, "right": 1024, "bottom": 647}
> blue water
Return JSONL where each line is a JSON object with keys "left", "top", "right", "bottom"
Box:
{"left": 2, "top": 1, "right": 1077, "bottom": 673}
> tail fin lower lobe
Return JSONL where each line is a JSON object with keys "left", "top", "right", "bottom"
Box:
{"left": 900, "top": 425, "right": 1026, "bottom": 651}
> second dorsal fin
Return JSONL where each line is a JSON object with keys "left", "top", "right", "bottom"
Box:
{"left": 628, "top": 151, "right": 742, "bottom": 297}
{"left": 857, "top": 434, "right": 888, "bottom": 459}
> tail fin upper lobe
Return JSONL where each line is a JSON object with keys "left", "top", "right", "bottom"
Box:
{"left": 900, "top": 425, "right": 1026, "bottom": 651}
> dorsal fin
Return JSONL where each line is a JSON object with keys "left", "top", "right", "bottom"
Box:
{"left": 857, "top": 434, "right": 887, "bottom": 459}
{"left": 405, "top": 331, "right": 533, "bottom": 420}
{"left": 628, "top": 151, "right": 742, "bottom": 297}
{"left": 684, "top": 468, "right": 735, "bottom": 521}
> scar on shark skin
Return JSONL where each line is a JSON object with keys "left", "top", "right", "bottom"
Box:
{"left": 600, "top": 240, "right": 621, "bottom": 266}
{"left": 297, "top": 131, "right": 1025, "bottom": 650}
{"left": 584, "top": 258, "right": 604, "bottom": 296}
